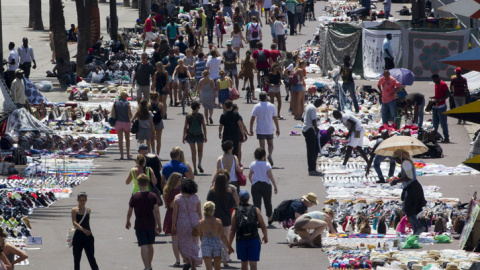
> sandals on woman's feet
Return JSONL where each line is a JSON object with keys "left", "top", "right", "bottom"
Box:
{"left": 173, "top": 261, "right": 181, "bottom": 267}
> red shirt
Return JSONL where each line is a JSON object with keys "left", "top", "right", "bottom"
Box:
{"left": 269, "top": 50, "right": 282, "bottom": 63}
{"left": 145, "top": 17, "right": 153, "bottom": 32}
{"left": 434, "top": 80, "right": 449, "bottom": 107}
{"left": 377, "top": 76, "right": 401, "bottom": 103}
{"left": 253, "top": 49, "right": 271, "bottom": 69}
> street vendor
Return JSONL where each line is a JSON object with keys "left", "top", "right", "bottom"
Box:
{"left": 390, "top": 149, "right": 426, "bottom": 235}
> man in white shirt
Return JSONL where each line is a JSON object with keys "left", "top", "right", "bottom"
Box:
{"left": 382, "top": 33, "right": 394, "bottom": 70}
{"left": 302, "top": 98, "right": 323, "bottom": 176}
{"left": 17, "top": 38, "right": 37, "bottom": 79}
{"left": 383, "top": 0, "right": 392, "bottom": 19}
{"left": 250, "top": 91, "right": 280, "bottom": 166}
{"left": 10, "top": 69, "right": 27, "bottom": 108}
{"left": 274, "top": 15, "right": 286, "bottom": 51}
{"left": 332, "top": 110, "right": 369, "bottom": 166}
{"left": 6, "top": 42, "right": 19, "bottom": 88}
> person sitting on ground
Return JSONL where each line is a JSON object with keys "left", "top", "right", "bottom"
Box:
{"left": 53, "top": 57, "right": 75, "bottom": 87}
{"left": 282, "top": 193, "right": 318, "bottom": 229}
{"left": 134, "top": 18, "right": 144, "bottom": 34}
{"left": 290, "top": 209, "right": 338, "bottom": 248}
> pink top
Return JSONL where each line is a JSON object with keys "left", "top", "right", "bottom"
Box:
{"left": 378, "top": 76, "right": 401, "bottom": 103}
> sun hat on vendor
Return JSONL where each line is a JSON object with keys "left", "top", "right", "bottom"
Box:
{"left": 302, "top": 192, "right": 319, "bottom": 205}
{"left": 393, "top": 149, "right": 410, "bottom": 160}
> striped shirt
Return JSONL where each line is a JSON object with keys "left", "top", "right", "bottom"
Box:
{"left": 450, "top": 76, "right": 468, "bottom": 97}
{"left": 196, "top": 60, "right": 206, "bottom": 79}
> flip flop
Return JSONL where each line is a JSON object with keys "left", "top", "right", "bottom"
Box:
{"left": 279, "top": 115, "right": 284, "bottom": 120}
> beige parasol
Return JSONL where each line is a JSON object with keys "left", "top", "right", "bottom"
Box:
{"left": 374, "top": 135, "right": 428, "bottom": 157}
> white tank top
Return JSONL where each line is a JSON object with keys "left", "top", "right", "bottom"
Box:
{"left": 220, "top": 156, "right": 237, "bottom": 182}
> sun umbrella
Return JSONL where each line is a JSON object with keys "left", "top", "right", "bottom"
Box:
{"left": 442, "top": 100, "right": 480, "bottom": 124}
{"left": 440, "top": 47, "right": 480, "bottom": 72}
{"left": 463, "top": 154, "right": 480, "bottom": 172}
{"left": 380, "top": 68, "right": 415, "bottom": 86}
{"left": 374, "top": 136, "right": 428, "bottom": 157}
{"left": 437, "top": 0, "right": 480, "bottom": 19}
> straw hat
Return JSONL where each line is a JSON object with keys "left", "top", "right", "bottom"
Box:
{"left": 302, "top": 193, "right": 319, "bottom": 205}
{"left": 446, "top": 263, "right": 459, "bottom": 270}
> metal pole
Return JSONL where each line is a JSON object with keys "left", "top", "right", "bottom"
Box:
{"left": 0, "top": 0, "right": 4, "bottom": 79}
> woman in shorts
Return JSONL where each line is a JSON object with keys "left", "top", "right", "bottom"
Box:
{"left": 183, "top": 101, "right": 207, "bottom": 175}
{"left": 131, "top": 99, "right": 155, "bottom": 152}
{"left": 112, "top": 91, "right": 132, "bottom": 159}
{"left": 149, "top": 92, "right": 165, "bottom": 156}
{"left": 290, "top": 209, "right": 337, "bottom": 248}
{"left": 151, "top": 62, "right": 170, "bottom": 119}
{"left": 290, "top": 60, "right": 306, "bottom": 120}
{"left": 266, "top": 63, "right": 283, "bottom": 119}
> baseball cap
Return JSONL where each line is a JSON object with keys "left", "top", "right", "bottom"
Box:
{"left": 226, "top": 40, "right": 232, "bottom": 46}
{"left": 455, "top": 67, "right": 462, "bottom": 73}
{"left": 138, "top": 144, "right": 148, "bottom": 151}
{"left": 239, "top": 189, "right": 250, "bottom": 200}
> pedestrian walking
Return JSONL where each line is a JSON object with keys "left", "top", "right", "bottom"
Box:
{"left": 10, "top": 69, "right": 26, "bottom": 109}
{"left": 404, "top": 92, "right": 425, "bottom": 129}
{"left": 285, "top": 0, "right": 298, "bottom": 36}
{"left": 233, "top": 7, "right": 245, "bottom": 29}
{"left": 231, "top": 23, "right": 247, "bottom": 56}
{"left": 194, "top": 8, "right": 207, "bottom": 48}
{"left": 172, "top": 179, "right": 202, "bottom": 270}
{"left": 450, "top": 67, "right": 468, "bottom": 124}
{"left": 390, "top": 149, "right": 426, "bottom": 235}
{"left": 206, "top": 49, "right": 222, "bottom": 95}
{"left": 246, "top": 4, "right": 262, "bottom": 26}
{"left": 302, "top": 98, "right": 323, "bottom": 176}
{"left": 294, "top": 2, "right": 304, "bottom": 34}
{"left": 377, "top": 70, "right": 401, "bottom": 125}
{"left": 332, "top": 110, "right": 369, "bottom": 165}
{"left": 143, "top": 11, "right": 159, "bottom": 43}
{"left": 266, "top": 63, "right": 283, "bottom": 118}
{"left": 167, "top": 19, "right": 180, "bottom": 48}
{"left": 193, "top": 201, "right": 235, "bottom": 270}
{"left": 163, "top": 173, "right": 182, "bottom": 267}
{"left": 216, "top": 70, "right": 233, "bottom": 109}
{"left": 125, "top": 154, "right": 158, "bottom": 194}
{"left": 291, "top": 60, "right": 307, "bottom": 120}
{"left": 198, "top": 70, "right": 216, "bottom": 125}
{"left": 216, "top": 140, "right": 244, "bottom": 190}
{"left": 5, "top": 42, "right": 18, "bottom": 88}
{"left": 340, "top": 55, "right": 359, "bottom": 114}
{"left": 383, "top": 33, "right": 395, "bottom": 70}
{"left": 163, "top": 49, "right": 180, "bottom": 106}
{"left": 0, "top": 225, "right": 27, "bottom": 268}
{"left": 240, "top": 51, "right": 257, "bottom": 97}
{"left": 148, "top": 92, "right": 165, "bottom": 156}
{"left": 49, "top": 28, "right": 55, "bottom": 64}
{"left": 219, "top": 100, "right": 250, "bottom": 158}
{"left": 131, "top": 99, "right": 156, "bottom": 151}
{"left": 246, "top": 16, "right": 262, "bottom": 50}
{"left": 183, "top": 101, "right": 207, "bottom": 175}
{"left": 249, "top": 147, "right": 278, "bottom": 225}
{"left": 215, "top": 11, "right": 226, "bottom": 48}
{"left": 249, "top": 91, "right": 280, "bottom": 166}
{"left": 126, "top": 174, "right": 162, "bottom": 270}
{"left": 229, "top": 190, "right": 268, "bottom": 270}
{"left": 273, "top": 15, "right": 286, "bottom": 51}
{"left": 205, "top": 4, "right": 216, "bottom": 45}
{"left": 151, "top": 62, "right": 169, "bottom": 119}
{"left": 383, "top": 0, "right": 392, "bottom": 19}
{"left": 431, "top": 74, "right": 450, "bottom": 143}
{"left": 71, "top": 192, "right": 99, "bottom": 270}
{"left": 161, "top": 147, "right": 194, "bottom": 189}
{"left": 132, "top": 53, "right": 155, "bottom": 101}
{"left": 366, "top": 130, "right": 395, "bottom": 183}
{"left": 138, "top": 143, "right": 162, "bottom": 190}
{"left": 112, "top": 91, "right": 133, "bottom": 160}
{"left": 223, "top": 41, "right": 240, "bottom": 89}
{"left": 17, "top": 38, "right": 36, "bottom": 79}
{"left": 253, "top": 42, "right": 270, "bottom": 89}
{"left": 207, "top": 172, "right": 236, "bottom": 267}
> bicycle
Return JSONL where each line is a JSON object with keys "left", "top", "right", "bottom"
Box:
{"left": 259, "top": 70, "right": 265, "bottom": 93}
{"left": 178, "top": 78, "right": 192, "bottom": 115}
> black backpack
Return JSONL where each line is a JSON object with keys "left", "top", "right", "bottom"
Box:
{"left": 150, "top": 103, "right": 162, "bottom": 124}
{"left": 271, "top": 199, "right": 295, "bottom": 222}
{"left": 235, "top": 205, "right": 258, "bottom": 241}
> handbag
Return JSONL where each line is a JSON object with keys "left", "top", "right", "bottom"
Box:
{"left": 236, "top": 170, "right": 247, "bottom": 186}
{"left": 131, "top": 119, "right": 139, "bottom": 134}
{"left": 425, "top": 99, "right": 436, "bottom": 112}
{"left": 229, "top": 87, "right": 240, "bottom": 100}
{"left": 239, "top": 129, "right": 248, "bottom": 143}
{"left": 146, "top": 167, "right": 164, "bottom": 206}
{"left": 66, "top": 210, "right": 87, "bottom": 248}
{"left": 108, "top": 102, "right": 117, "bottom": 126}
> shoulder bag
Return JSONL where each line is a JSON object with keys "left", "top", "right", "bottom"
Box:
{"left": 66, "top": 210, "right": 87, "bottom": 248}
{"left": 131, "top": 119, "right": 139, "bottom": 134}
{"left": 146, "top": 167, "right": 164, "bottom": 206}
{"left": 236, "top": 170, "right": 247, "bottom": 186}
{"left": 108, "top": 101, "right": 117, "bottom": 126}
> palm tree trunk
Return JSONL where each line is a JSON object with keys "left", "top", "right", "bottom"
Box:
{"left": 50, "top": 0, "right": 70, "bottom": 62}
{"left": 33, "top": 0, "right": 44, "bottom": 30}
{"left": 76, "top": 0, "right": 93, "bottom": 77}
{"left": 110, "top": 0, "right": 118, "bottom": 41}
{"left": 132, "top": 0, "right": 138, "bottom": 8}
{"left": 99, "top": 0, "right": 106, "bottom": 2}
{"left": 139, "top": 0, "right": 151, "bottom": 22}
{"left": 90, "top": 0, "right": 100, "bottom": 46}
{"left": 28, "top": 0, "right": 34, "bottom": 28}
{"left": 123, "top": 0, "right": 130, "bottom": 7}
{"left": 0, "top": 0, "right": 4, "bottom": 77}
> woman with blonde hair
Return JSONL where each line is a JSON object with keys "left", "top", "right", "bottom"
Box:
{"left": 163, "top": 172, "right": 183, "bottom": 267}
{"left": 198, "top": 69, "right": 216, "bottom": 125}
{"left": 149, "top": 92, "right": 164, "bottom": 156}
{"left": 112, "top": 91, "right": 132, "bottom": 159}
{"left": 290, "top": 209, "right": 338, "bottom": 248}
{"left": 240, "top": 51, "right": 257, "bottom": 98}
{"left": 194, "top": 8, "right": 207, "bottom": 48}
{"left": 216, "top": 70, "right": 233, "bottom": 110}
{"left": 291, "top": 60, "right": 307, "bottom": 120}
{"left": 125, "top": 154, "right": 158, "bottom": 194}
{"left": 193, "top": 201, "right": 234, "bottom": 270}
{"left": 151, "top": 62, "right": 169, "bottom": 119}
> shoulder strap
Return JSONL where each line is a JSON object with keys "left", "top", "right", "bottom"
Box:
{"left": 78, "top": 209, "right": 88, "bottom": 225}
{"left": 220, "top": 158, "right": 224, "bottom": 169}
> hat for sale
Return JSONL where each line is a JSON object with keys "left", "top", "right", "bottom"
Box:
{"left": 302, "top": 192, "right": 319, "bottom": 205}
{"left": 138, "top": 144, "right": 149, "bottom": 151}
{"left": 239, "top": 189, "right": 250, "bottom": 201}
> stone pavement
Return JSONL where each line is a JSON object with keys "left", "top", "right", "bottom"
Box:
{"left": 1, "top": 1, "right": 479, "bottom": 269}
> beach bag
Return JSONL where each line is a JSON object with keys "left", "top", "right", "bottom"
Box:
{"left": 147, "top": 167, "right": 164, "bottom": 207}
{"left": 271, "top": 199, "right": 295, "bottom": 222}
{"left": 188, "top": 113, "right": 203, "bottom": 136}
{"left": 229, "top": 87, "right": 240, "bottom": 100}
{"left": 236, "top": 171, "right": 246, "bottom": 186}
{"left": 66, "top": 210, "right": 87, "bottom": 248}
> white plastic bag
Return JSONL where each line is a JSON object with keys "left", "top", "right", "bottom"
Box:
{"left": 285, "top": 227, "right": 300, "bottom": 243}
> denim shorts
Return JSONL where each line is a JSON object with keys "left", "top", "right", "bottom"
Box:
{"left": 236, "top": 238, "right": 261, "bottom": 262}
{"left": 135, "top": 229, "right": 155, "bottom": 246}
{"left": 291, "top": 84, "right": 304, "bottom": 93}
{"left": 187, "top": 134, "right": 204, "bottom": 144}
